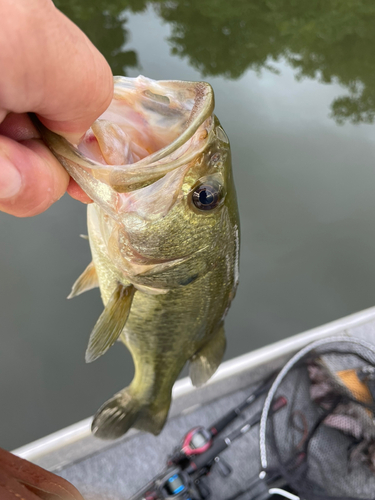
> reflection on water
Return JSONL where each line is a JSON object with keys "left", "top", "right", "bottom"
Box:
{"left": 56, "top": 0, "right": 375, "bottom": 124}
{"left": 55, "top": 0, "right": 138, "bottom": 75}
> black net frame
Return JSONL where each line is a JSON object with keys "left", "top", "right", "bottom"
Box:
{"left": 259, "top": 337, "right": 375, "bottom": 500}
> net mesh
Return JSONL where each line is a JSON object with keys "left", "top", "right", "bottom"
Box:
{"left": 262, "top": 338, "right": 375, "bottom": 500}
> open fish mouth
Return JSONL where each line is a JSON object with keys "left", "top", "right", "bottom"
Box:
{"left": 55, "top": 76, "right": 215, "bottom": 193}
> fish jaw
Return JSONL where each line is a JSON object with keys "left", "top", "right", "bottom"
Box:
{"left": 34, "top": 76, "right": 214, "bottom": 193}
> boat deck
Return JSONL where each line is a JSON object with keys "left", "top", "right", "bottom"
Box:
{"left": 60, "top": 383, "right": 264, "bottom": 500}
{"left": 14, "top": 306, "right": 375, "bottom": 499}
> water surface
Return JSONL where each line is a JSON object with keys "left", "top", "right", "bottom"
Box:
{"left": 2, "top": 0, "right": 375, "bottom": 450}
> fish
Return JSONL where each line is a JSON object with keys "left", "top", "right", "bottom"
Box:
{"left": 33, "top": 76, "right": 240, "bottom": 439}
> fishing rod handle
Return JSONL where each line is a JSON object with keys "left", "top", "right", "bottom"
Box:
{"left": 186, "top": 438, "right": 228, "bottom": 474}
{"left": 210, "top": 409, "right": 242, "bottom": 436}
{"left": 210, "top": 371, "right": 277, "bottom": 436}
{"left": 211, "top": 371, "right": 278, "bottom": 435}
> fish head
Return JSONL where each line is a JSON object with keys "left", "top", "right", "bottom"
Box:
{"left": 113, "top": 117, "right": 239, "bottom": 290}
{"left": 37, "top": 76, "right": 239, "bottom": 290}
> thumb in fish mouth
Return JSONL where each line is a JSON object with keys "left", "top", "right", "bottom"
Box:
{"left": 66, "top": 177, "right": 93, "bottom": 203}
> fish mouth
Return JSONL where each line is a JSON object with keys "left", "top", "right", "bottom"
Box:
{"left": 66, "top": 76, "right": 215, "bottom": 192}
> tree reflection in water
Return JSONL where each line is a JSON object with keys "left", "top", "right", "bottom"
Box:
{"left": 55, "top": 0, "right": 375, "bottom": 124}
{"left": 54, "top": 0, "right": 139, "bottom": 76}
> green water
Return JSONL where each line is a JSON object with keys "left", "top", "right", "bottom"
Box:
{"left": 2, "top": 0, "right": 375, "bottom": 450}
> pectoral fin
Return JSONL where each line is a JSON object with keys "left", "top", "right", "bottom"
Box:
{"left": 189, "top": 325, "right": 226, "bottom": 387}
{"left": 85, "top": 283, "right": 135, "bottom": 363}
{"left": 68, "top": 261, "right": 99, "bottom": 299}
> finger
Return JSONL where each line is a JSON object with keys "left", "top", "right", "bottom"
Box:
{"left": 0, "top": 113, "right": 92, "bottom": 206}
{"left": 0, "top": 449, "right": 84, "bottom": 500}
{"left": 0, "top": 113, "right": 40, "bottom": 142}
{"left": 0, "top": 470, "right": 41, "bottom": 500}
{"left": 0, "top": 136, "right": 69, "bottom": 217}
{"left": 0, "top": 0, "right": 113, "bottom": 143}
{"left": 36, "top": 7, "right": 114, "bottom": 143}
{"left": 67, "top": 178, "right": 93, "bottom": 204}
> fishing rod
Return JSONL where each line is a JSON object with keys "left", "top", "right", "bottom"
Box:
{"left": 128, "top": 372, "right": 279, "bottom": 500}
{"left": 186, "top": 396, "right": 287, "bottom": 477}
{"left": 167, "top": 371, "right": 278, "bottom": 470}
{"left": 129, "top": 395, "right": 287, "bottom": 500}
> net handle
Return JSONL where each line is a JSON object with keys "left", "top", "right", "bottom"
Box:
{"left": 259, "top": 335, "right": 375, "bottom": 469}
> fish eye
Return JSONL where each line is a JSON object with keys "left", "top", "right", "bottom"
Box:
{"left": 192, "top": 181, "right": 223, "bottom": 211}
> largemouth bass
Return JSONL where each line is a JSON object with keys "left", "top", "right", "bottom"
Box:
{"left": 35, "top": 76, "right": 240, "bottom": 439}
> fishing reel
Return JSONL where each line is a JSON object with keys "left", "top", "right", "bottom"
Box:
{"left": 141, "top": 467, "right": 216, "bottom": 500}
{"left": 181, "top": 427, "right": 213, "bottom": 456}
{"left": 168, "top": 427, "right": 233, "bottom": 478}
{"left": 168, "top": 372, "right": 278, "bottom": 471}
{"left": 168, "top": 427, "right": 213, "bottom": 467}
{"left": 158, "top": 469, "right": 192, "bottom": 499}
{"left": 131, "top": 374, "right": 283, "bottom": 500}
{"left": 141, "top": 468, "right": 197, "bottom": 500}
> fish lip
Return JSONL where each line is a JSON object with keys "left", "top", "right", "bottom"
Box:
{"left": 69, "top": 76, "right": 214, "bottom": 170}
{"left": 109, "top": 76, "right": 215, "bottom": 168}
{"left": 53, "top": 76, "right": 215, "bottom": 192}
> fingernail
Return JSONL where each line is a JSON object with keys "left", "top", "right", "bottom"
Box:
{"left": 0, "top": 156, "right": 22, "bottom": 199}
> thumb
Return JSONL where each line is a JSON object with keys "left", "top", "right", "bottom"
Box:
{"left": 0, "top": 0, "right": 113, "bottom": 143}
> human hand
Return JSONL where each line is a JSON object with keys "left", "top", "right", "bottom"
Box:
{"left": 0, "top": 447, "right": 84, "bottom": 500}
{"left": 0, "top": 0, "right": 113, "bottom": 217}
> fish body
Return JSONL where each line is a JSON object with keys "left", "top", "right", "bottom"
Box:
{"left": 35, "top": 76, "right": 240, "bottom": 438}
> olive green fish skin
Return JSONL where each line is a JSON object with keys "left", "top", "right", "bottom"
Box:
{"left": 35, "top": 77, "right": 240, "bottom": 438}
{"left": 88, "top": 118, "right": 239, "bottom": 436}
